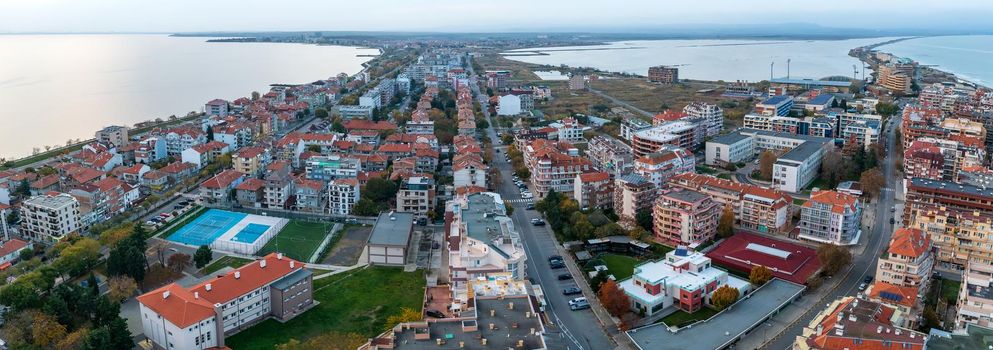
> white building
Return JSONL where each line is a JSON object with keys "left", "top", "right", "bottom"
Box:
{"left": 705, "top": 132, "right": 754, "bottom": 165}
{"left": 453, "top": 156, "right": 488, "bottom": 189}
{"left": 137, "top": 253, "right": 313, "bottom": 350}
{"left": 21, "top": 193, "right": 81, "bottom": 244}
{"left": 633, "top": 145, "right": 695, "bottom": 188}
{"left": 737, "top": 129, "right": 831, "bottom": 193}
{"left": 328, "top": 178, "right": 360, "bottom": 215}
{"left": 95, "top": 125, "right": 130, "bottom": 147}
{"left": 205, "top": 99, "right": 229, "bottom": 117}
{"left": 619, "top": 248, "right": 750, "bottom": 316}
{"left": 552, "top": 117, "right": 586, "bottom": 142}
{"left": 683, "top": 102, "right": 724, "bottom": 137}
{"left": 497, "top": 94, "right": 522, "bottom": 116}
{"left": 798, "top": 190, "right": 862, "bottom": 245}
{"left": 447, "top": 192, "right": 528, "bottom": 304}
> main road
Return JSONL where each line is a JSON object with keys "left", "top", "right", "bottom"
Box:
{"left": 763, "top": 110, "right": 902, "bottom": 349}
{"left": 467, "top": 67, "right": 615, "bottom": 350}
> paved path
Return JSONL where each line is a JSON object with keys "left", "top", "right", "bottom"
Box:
{"left": 587, "top": 87, "right": 654, "bottom": 118}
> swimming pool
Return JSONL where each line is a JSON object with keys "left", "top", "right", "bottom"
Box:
{"left": 231, "top": 223, "right": 271, "bottom": 244}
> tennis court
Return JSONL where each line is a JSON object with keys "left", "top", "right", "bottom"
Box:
{"left": 232, "top": 223, "right": 271, "bottom": 243}
{"left": 167, "top": 209, "right": 247, "bottom": 246}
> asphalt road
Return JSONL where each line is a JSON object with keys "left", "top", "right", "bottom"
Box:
{"left": 763, "top": 110, "right": 902, "bottom": 350}
{"left": 468, "top": 68, "right": 614, "bottom": 350}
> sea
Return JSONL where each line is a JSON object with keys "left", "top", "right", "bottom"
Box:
{"left": 0, "top": 34, "right": 378, "bottom": 159}
{"left": 504, "top": 37, "right": 901, "bottom": 82}
{"left": 877, "top": 35, "right": 993, "bottom": 88}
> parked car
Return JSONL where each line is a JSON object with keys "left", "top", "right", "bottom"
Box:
{"left": 562, "top": 287, "right": 582, "bottom": 295}
{"left": 526, "top": 203, "right": 535, "bottom": 210}
{"left": 531, "top": 219, "right": 545, "bottom": 226}
{"left": 417, "top": 218, "right": 428, "bottom": 226}
{"left": 550, "top": 261, "right": 565, "bottom": 269}
{"left": 863, "top": 276, "right": 873, "bottom": 284}
{"left": 425, "top": 310, "right": 446, "bottom": 318}
{"left": 557, "top": 274, "right": 573, "bottom": 281}
{"left": 889, "top": 217, "right": 895, "bottom": 224}
{"left": 569, "top": 297, "right": 589, "bottom": 310}
{"left": 548, "top": 255, "right": 563, "bottom": 262}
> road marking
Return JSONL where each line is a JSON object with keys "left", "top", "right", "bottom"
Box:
{"left": 506, "top": 198, "right": 534, "bottom": 204}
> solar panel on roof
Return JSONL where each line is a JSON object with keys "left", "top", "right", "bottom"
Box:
{"left": 879, "top": 291, "right": 903, "bottom": 302}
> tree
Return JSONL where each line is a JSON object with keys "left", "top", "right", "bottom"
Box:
{"left": 306, "top": 144, "right": 321, "bottom": 153}
{"left": 353, "top": 198, "right": 380, "bottom": 216}
{"left": 53, "top": 238, "right": 101, "bottom": 278}
{"left": 331, "top": 120, "right": 346, "bottom": 133}
{"left": 758, "top": 150, "right": 777, "bottom": 180}
{"left": 33, "top": 312, "right": 68, "bottom": 348}
{"left": 875, "top": 102, "right": 899, "bottom": 117}
{"left": 206, "top": 125, "right": 214, "bottom": 141}
{"left": 58, "top": 328, "right": 89, "bottom": 350}
{"left": 98, "top": 223, "right": 135, "bottom": 247}
{"left": 251, "top": 91, "right": 261, "bottom": 100}
{"left": 107, "top": 233, "right": 147, "bottom": 283}
{"left": 817, "top": 244, "right": 852, "bottom": 276}
{"left": 820, "top": 149, "right": 844, "bottom": 188}
{"left": 595, "top": 222, "right": 625, "bottom": 238}
{"left": 718, "top": 205, "right": 735, "bottom": 238}
{"left": 710, "top": 285, "right": 740, "bottom": 310}
{"left": 598, "top": 279, "right": 631, "bottom": 317}
{"left": 626, "top": 226, "right": 650, "bottom": 241}
{"left": 590, "top": 270, "right": 609, "bottom": 292}
{"left": 363, "top": 177, "right": 398, "bottom": 202}
{"left": 635, "top": 209, "right": 653, "bottom": 232}
{"left": 18, "top": 248, "right": 33, "bottom": 262}
{"left": 860, "top": 168, "right": 885, "bottom": 200}
{"left": 749, "top": 265, "right": 774, "bottom": 286}
{"left": 386, "top": 307, "right": 422, "bottom": 329}
{"left": 168, "top": 253, "right": 192, "bottom": 273}
{"left": 107, "top": 276, "right": 138, "bottom": 304}
{"left": 194, "top": 245, "right": 213, "bottom": 269}
{"left": 503, "top": 200, "right": 515, "bottom": 216}
{"left": 83, "top": 318, "right": 132, "bottom": 350}
{"left": 315, "top": 108, "right": 329, "bottom": 119}
{"left": 87, "top": 273, "right": 99, "bottom": 296}
{"left": 500, "top": 134, "right": 514, "bottom": 145}
{"left": 16, "top": 178, "right": 30, "bottom": 197}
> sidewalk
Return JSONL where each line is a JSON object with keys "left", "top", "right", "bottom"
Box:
{"left": 556, "top": 243, "right": 637, "bottom": 350}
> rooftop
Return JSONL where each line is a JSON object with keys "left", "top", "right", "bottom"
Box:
{"left": 769, "top": 78, "right": 852, "bottom": 87}
{"left": 709, "top": 132, "right": 751, "bottom": 146}
{"left": 369, "top": 212, "right": 414, "bottom": 247}
{"left": 706, "top": 232, "right": 821, "bottom": 285}
{"left": 926, "top": 323, "right": 993, "bottom": 350}
{"left": 776, "top": 141, "right": 825, "bottom": 162}
{"left": 910, "top": 177, "right": 993, "bottom": 198}
{"left": 627, "top": 278, "right": 805, "bottom": 350}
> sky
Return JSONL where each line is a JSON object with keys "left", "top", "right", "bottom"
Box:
{"left": 1, "top": 0, "right": 992, "bottom": 34}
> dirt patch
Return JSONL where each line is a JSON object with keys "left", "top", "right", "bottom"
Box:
{"left": 321, "top": 226, "right": 372, "bottom": 266}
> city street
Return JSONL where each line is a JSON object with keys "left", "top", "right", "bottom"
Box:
{"left": 469, "top": 68, "right": 615, "bottom": 350}
{"left": 761, "top": 112, "right": 902, "bottom": 349}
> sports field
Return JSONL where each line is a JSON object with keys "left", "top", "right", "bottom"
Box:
{"left": 257, "top": 220, "right": 331, "bottom": 262}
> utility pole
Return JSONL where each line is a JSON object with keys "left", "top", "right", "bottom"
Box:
{"left": 787, "top": 59, "right": 791, "bottom": 79}
{"left": 770, "top": 62, "right": 774, "bottom": 80}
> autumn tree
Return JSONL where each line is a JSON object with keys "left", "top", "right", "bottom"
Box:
{"left": 386, "top": 307, "right": 422, "bottom": 329}
{"left": 276, "top": 332, "right": 367, "bottom": 350}
{"left": 710, "top": 285, "right": 740, "bottom": 310}
{"left": 107, "top": 276, "right": 138, "bottom": 304}
{"left": 598, "top": 279, "right": 631, "bottom": 317}
{"left": 817, "top": 244, "right": 852, "bottom": 276}
{"left": 860, "top": 168, "right": 885, "bottom": 200}
{"left": 758, "top": 150, "right": 777, "bottom": 180}
{"left": 749, "top": 265, "right": 774, "bottom": 286}
{"left": 33, "top": 312, "right": 68, "bottom": 348}
{"left": 595, "top": 222, "right": 625, "bottom": 238}
{"left": 168, "top": 253, "right": 192, "bottom": 273}
{"left": 718, "top": 205, "right": 735, "bottom": 238}
{"left": 820, "top": 149, "right": 844, "bottom": 188}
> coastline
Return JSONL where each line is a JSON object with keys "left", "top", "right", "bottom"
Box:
{"left": 855, "top": 36, "right": 992, "bottom": 91}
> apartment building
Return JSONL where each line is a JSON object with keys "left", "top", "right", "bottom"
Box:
{"left": 452, "top": 155, "right": 487, "bottom": 189}
{"left": 755, "top": 95, "right": 794, "bottom": 116}
{"left": 328, "top": 178, "right": 360, "bottom": 215}
{"left": 902, "top": 178, "right": 993, "bottom": 226}
{"left": 205, "top": 98, "right": 229, "bottom": 116}
{"left": 907, "top": 204, "right": 993, "bottom": 268}
{"left": 137, "top": 253, "right": 313, "bottom": 350}
{"left": 876, "top": 228, "right": 933, "bottom": 294}
{"left": 619, "top": 248, "right": 749, "bottom": 316}
{"left": 955, "top": 262, "right": 993, "bottom": 330}
{"left": 901, "top": 106, "right": 947, "bottom": 150}
{"left": 396, "top": 176, "right": 436, "bottom": 218}
{"left": 794, "top": 297, "right": 926, "bottom": 350}
{"left": 904, "top": 137, "right": 985, "bottom": 182}
{"left": 653, "top": 189, "right": 719, "bottom": 247}
{"left": 631, "top": 121, "right": 704, "bottom": 157}
{"left": 587, "top": 135, "right": 634, "bottom": 177}
{"left": 232, "top": 146, "right": 270, "bottom": 177}
{"left": 614, "top": 174, "right": 657, "bottom": 227}
{"left": 634, "top": 145, "right": 695, "bottom": 188}
{"left": 574, "top": 171, "right": 613, "bottom": 210}
{"left": 683, "top": 102, "right": 724, "bottom": 137}
{"left": 620, "top": 116, "right": 653, "bottom": 142}
{"left": 523, "top": 139, "right": 592, "bottom": 197}
{"left": 200, "top": 170, "right": 245, "bottom": 205}
{"left": 164, "top": 127, "right": 207, "bottom": 156}
{"left": 648, "top": 65, "right": 679, "bottom": 84}
{"left": 669, "top": 173, "right": 792, "bottom": 234}
{"left": 569, "top": 74, "right": 586, "bottom": 90}
{"left": 181, "top": 141, "right": 230, "bottom": 169}
{"left": 942, "top": 117, "right": 988, "bottom": 143}
{"left": 263, "top": 167, "right": 294, "bottom": 210}
{"left": 304, "top": 155, "right": 361, "bottom": 182}
{"left": 773, "top": 141, "right": 828, "bottom": 193}
{"left": 95, "top": 125, "right": 129, "bottom": 147}
{"left": 446, "top": 192, "right": 527, "bottom": 304}
{"left": 555, "top": 117, "right": 585, "bottom": 142}
{"left": 21, "top": 193, "right": 81, "bottom": 244}
{"left": 0, "top": 204, "right": 10, "bottom": 241}
{"left": 798, "top": 190, "right": 862, "bottom": 245}
{"left": 877, "top": 63, "right": 914, "bottom": 94}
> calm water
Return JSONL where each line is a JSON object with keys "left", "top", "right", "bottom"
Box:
{"left": 0, "top": 34, "right": 378, "bottom": 159}
{"left": 506, "top": 37, "right": 900, "bottom": 82}
{"left": 878, "top": 35, "right": 993, "bottom": 88}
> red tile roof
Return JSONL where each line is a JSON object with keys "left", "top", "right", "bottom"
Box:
{"left": 202, "top": 170, "right": 243, "bottom": 189}
{"left": 343, "top": 120, "right": 397, "bottom": 131}
{"left": 235, "top": 146, "right": 266, "bottom": 159}
{"left": 868, "top": 282, "right": 918, "bottom": 308}
{"left": 136, "top": 283, "right": 216, "bottom": 329}
{"left": 887, "top": 228, "right": 930, "bottom": 258}
{"left": 189, "top": 253, "right": 304, "bottom": 304}
{"left": 0, "top": 239, "right": 29, "bottom": 258}
{"left": 234, "top": 178, "right": 265, "bottom": 191}
{"left": 806, "top": 190, "right": 858, "bottom": 214}
{"left": 578, "top": 171, "right": 610, "bottom": 183}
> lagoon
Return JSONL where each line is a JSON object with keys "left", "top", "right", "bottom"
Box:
{"left": 878, "top": 35, "right": 993, "bottom": 88}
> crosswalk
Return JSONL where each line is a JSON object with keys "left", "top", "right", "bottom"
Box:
{"left": 506, "top": 198, "right": 535, "bottom": 204}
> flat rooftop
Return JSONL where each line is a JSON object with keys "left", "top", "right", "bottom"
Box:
{"left": 462, "top": 193, "right": 510, "bottom": 243}
{"left": 708, "top": 132, "right": 751, "bottom": 146}
{"left": 389, "top": 297, "right": 545, "bottom": 349}
{"left": 627, "top": 278, "right": 805, "bottom": 350}
{"left": 705, "top": 232, "right": 821, "bottom": 285}
{"left": 770, "top": 78, "right": 852, "bottom": 87}
{"left": 369, "top": 212, "right": 414, "bottom": 247}
{"left": 777, "top": 141, "right": 824, "bottom": 162}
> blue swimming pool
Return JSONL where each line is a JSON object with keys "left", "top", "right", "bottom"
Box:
{"left": 231, "top": 223, "right": 270, "bottom": 244}
{"left": 167, "top": 209, "right": 247, "bottom": 246}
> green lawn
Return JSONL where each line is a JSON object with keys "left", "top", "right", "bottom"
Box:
{"left": 660, "top": 307, "right": 720, "bottom": 328}
{"left": 717, "top": 173, "right": 732, "bottom": 180}
{"left": 154, "top": 206, "right": 207, "bottom": 238}
{"left": 942, "top": 279, "right": 961, "bottom": 305}
{"left": 256, "top": 220, "right": 331, "bottom": 261}
{"left": 226, "top": 266, "right": 426, "bottom": 350}
{"left": 201, "top": 256, "right": 254, "bottom": 275}
{"left": 600, "top": 254, "right": 640, "bottom": 280}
